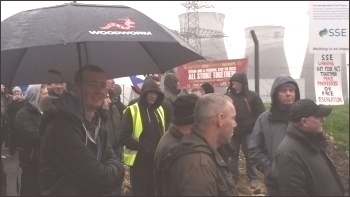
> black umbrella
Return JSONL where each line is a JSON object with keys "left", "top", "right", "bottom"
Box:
{"left": 1, "top": 2, "right": 205, "bottom": 86}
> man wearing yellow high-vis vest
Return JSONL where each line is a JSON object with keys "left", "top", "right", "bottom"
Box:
{"left": 120, "top": 79, "right": 166, "bottom": 196}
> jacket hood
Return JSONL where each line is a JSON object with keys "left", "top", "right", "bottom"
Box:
{"left": 140, "top": 79, "right": 164, "bottom": 109}
{"left": 39, "top": 93, "right": 83, "bottom": 130}
{"left": 55, "top": 92, "right": 84, "bottom": 122}
{"left": 270, "top": 74, "right": 300, "bottom": 111}
{"left": 163, "top": 73, "right": 179, "bottom": 95}
{"left": 24, "top": 84, "right": 42, "bottom": 112}
{"left": 228, "top": 72, "right": 249, "bottom": 95}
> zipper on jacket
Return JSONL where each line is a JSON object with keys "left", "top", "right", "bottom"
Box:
{"left": 244, "top": 97, "right": 251, "bottom": 113}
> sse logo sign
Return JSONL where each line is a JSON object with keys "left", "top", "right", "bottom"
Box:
{"left": 319, "top": 28, "right": 347, "bottom": 37}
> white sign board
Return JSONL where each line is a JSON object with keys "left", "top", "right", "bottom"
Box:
{"left": 314, "top": 53, "right": 344, "bottom": 105}
{"left": 346, "top": 51, "right": 349, "bottom": 102}
{"left": 309, "top": 1, "right": 349, "bottom": 53}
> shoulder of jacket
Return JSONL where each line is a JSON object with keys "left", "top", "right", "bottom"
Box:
{"left": 199, "top": 151, "right": 216, "bottom": 166}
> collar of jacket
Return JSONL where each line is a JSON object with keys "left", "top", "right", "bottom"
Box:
{"left": 286, "top": 122, "right": 328, "bottom": 152}
{"left": 268, "top": 107, "right": 290, "bottom": 121}
{"left": 190, "top": 126, "right": 228, "bottom": 167}
{"left": 26, "top": 101, "right": 43, "bottom": 115}
{"left": 169, "top": 123, "right": 184, "bottom": 140}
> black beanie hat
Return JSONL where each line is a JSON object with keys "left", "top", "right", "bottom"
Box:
{"left": 173, "top": 94, "right": 199, "bottom": 125}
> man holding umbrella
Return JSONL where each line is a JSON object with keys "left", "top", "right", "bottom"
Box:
{"left": 39, "top": 64, "right": 125, "bottom": 196}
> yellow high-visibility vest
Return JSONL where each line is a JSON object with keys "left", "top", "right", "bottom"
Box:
{"left": 123, "top": 103, "right": 165, "bottom": 166}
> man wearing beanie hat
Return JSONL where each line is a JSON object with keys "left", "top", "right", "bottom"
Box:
{"left": 224, "top": 72, "right": 265, "bottom": 189}
{"left": 154, "top": 94, "right": 199, "bottom": 196}
{"left": 249, "top": 74, "right": 301, "bottom": 195}
{"left": 275, "top": 99, "right": 345, "bottom": 196}
{"left": 160, "top": 93, "right": 238, "bottom": 196}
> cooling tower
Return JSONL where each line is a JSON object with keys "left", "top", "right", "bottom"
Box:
{"left": 178, "top": 12, "right": 228, "bottom": 60}
{"left": 244, "top": 26, "right": 290, "bottom": 79}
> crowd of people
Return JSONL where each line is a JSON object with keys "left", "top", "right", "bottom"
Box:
{"left": 1, "top": 64, "right": 347, "bottom": 196}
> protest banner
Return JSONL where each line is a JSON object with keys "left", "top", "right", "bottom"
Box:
{"left": 314, "top": 53, "right": 344, "bottom": 105}
{"left": 177, "top": 58, "right": 248, "bottom": 89}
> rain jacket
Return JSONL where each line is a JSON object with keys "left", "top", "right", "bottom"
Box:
{"left": 163, "top": 73, "right": 179, "bottom": 107}
{"left": 39, "top": 92, "right": 125, "bottom": 196}
{"left": 163, "top": 126, "right": 238, "bottom": 196}
{"left": 249, "top": 75, "right": 300, "bottom": 195}
{"left": 101, "top": 101, "right": 122, "bottom": 150}
{"left": 15, "top": 85, "right": 44, "bottom": 169}
{"left": 154, "top": 123, "right": 184, "bottom": 196}
{"left": 120, "top": 79, "right": 165, "bottom": 168}
{"left": 225, "top": 73, "right": 265, "bottom": 136}
{"left": 275, "top": 122, "right": 345, "bottom": 196}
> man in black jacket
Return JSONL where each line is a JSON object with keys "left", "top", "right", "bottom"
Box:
{"left": 225, "top": 73, "right": 265, "bottom": 189}
{"left": 15, "top": 84, "right": 49, "bottom": 196}
{"left": 39, "top": 65, "right": 125, "bottom": 196}
{"left": 154, "top": 94, "right": 199, "bottom": 196}
{"left": 163, "top": 93, "right": 238, "bottom": 196}
{"left": 275, "top": 99, "right": 345, "bottom": 196}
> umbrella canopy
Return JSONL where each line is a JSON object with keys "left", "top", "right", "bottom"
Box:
{"left": 1, "top": 2, "right": 205, "bottom": 86}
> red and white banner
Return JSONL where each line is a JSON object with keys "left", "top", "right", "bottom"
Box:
{"left": 177, "top": 58, "right": 248, "bottom": 89}
{"left": 314, "top": 53, "right": 344, "bottom": 105}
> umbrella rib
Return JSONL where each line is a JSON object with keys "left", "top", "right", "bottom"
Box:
{"left": 138, "top": 42, "right": 163, "bottom": 74}
{"left": 8, "top": 48, "right": 28, "bottom": 87}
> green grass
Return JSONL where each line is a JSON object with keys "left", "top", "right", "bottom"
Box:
{"left": 324, "top": 105, "right": 349, "bottom": 151}
{"left": 263, "top": 103, "right": 349, "bottom": 151}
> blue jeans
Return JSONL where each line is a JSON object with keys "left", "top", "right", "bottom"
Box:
{"left": 228, "top": 133, "right": 258, "bottom": 181}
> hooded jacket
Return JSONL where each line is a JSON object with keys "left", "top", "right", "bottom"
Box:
{"left": 225, "top": 73, "right": 265, "bottom": 136}
{"left": 249, "top": 74, "right": 300, "bottom": 194}
{"left": 15, "top": 85, "right": 44, "bottom": 169}
{"left": 120, "top": 79, "right": 165, "bottom": 168}
{"left": 163, "top": 126, "right": 238, "bottom": 196}
{"left": 275, "top": 123, "right": 345, "bottom": 196}
{"left": 39, "top": 93, "right": 125, "bottom": 196}
{"left": 163, "top": 73, "right": 179, "bottom": 107}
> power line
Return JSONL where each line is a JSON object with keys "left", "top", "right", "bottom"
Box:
{"left": 180, "top": 1, "right": 226, "bottom": 57}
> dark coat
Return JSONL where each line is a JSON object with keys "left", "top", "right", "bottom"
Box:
{"left": 120, "top": 79, "right": 165, "bottom": 168}
{"left": 6, "top": 99, "right": 26, "bottom": 129}
{"left": 39, "top": 93, "right": 125, "bottom": 196}
{"left": 276, "top": 123, "right": 345, "bottom": 196}
{"left": 15, "top": 102, "right": 43, "bottom": 169}
{"left": 154, "top": 123, "right": 184, "bottom": 196}
{"left": 101, "top": 104, "right": 122, "bottom": 149}
{"left": 225, "top": 73, "right": 265, "bottom": 136}
{"left": 164, "top": 126, "right": 238, "bottom": 196}
{"left": 249, "top": 74, "right": 301, "bottom": 195}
